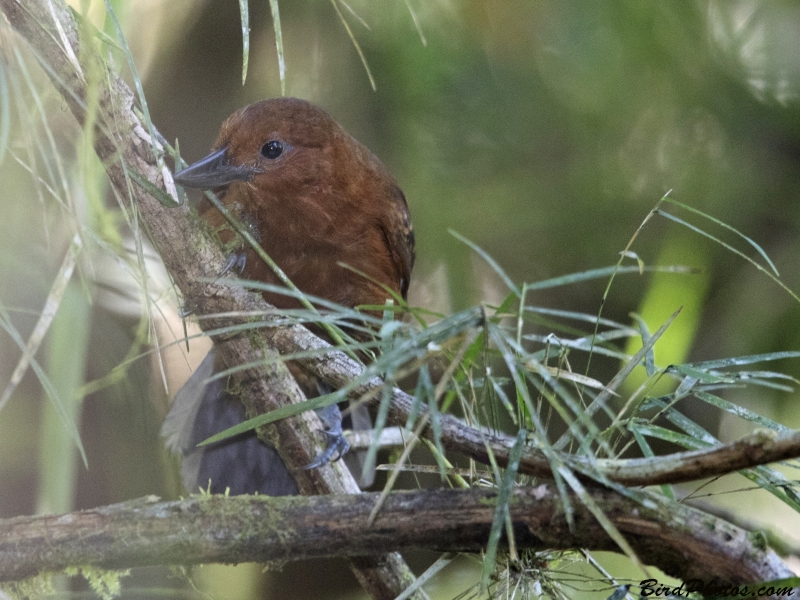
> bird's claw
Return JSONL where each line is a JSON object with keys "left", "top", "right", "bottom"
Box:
{"left": 219, "top": 252, "right": 247, "bottom": 277}
{"left": 301, "top": 403, "right": 350, "bottom": 470}
{"left": 302, "top": 431, "right": 350, "bottom": 470}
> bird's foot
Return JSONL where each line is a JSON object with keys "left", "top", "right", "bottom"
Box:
{"left": 302, "top": 430, "right": 350, "bottom": 470}
{"left": 302, "top": 403, "right": 351, "bottom": 470}
{"left": 219, "top": 252, "right": 247, "bottom": 277}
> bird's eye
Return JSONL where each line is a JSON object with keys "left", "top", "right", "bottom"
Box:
{"left": 260, "top": 140, "right": 283, "bottom": 159}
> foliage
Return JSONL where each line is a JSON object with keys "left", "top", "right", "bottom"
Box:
{"left": 2, "top": 1, "right": 800, "bottom": 599}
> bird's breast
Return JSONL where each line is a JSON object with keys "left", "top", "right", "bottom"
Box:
{"left": 200, "top": 184, "right": 401, "bottom": 311}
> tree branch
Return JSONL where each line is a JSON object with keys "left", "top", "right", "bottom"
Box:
{"left": 0, "top": 487, "right": 791, "bottom": 586}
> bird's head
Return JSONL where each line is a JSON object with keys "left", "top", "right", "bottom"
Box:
{"left": 173, "top": 97, "right": 384, "bottom": 205}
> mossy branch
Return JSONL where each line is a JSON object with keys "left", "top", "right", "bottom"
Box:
{"left": 0, "top": 487, "right": 792, "bottom": 586}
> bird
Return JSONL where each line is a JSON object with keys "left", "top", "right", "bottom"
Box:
{"left": 161, "top": 97, "right": 415, "bottom": 496}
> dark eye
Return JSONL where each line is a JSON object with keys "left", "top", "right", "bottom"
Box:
{"left": 260, "top": 140, "right": 283, "bottom": 159}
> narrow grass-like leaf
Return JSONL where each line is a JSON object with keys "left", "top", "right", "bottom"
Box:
{"left": 450, "top": 229, "right": 521, "bottom": 297}
{"left": 558, "top": 465, "right": 645, "bottom": 571}
{"left": 741, "top": 464, "right": 800, "bottom": 513}
{"left": 396, "top": 554, "right": 455, "bottom": 600}
{"left": 686, "top": 351, "right": 800, "bottom": 370}
{"left": 527, "top": 264, "right": 693, "bottom": 291}
{"left": 268, "top": 0, "right": 286, "bottom": 96}
{"left": 649, "top": 399, "right": 718, "bottom": 446}
{"left": 524, "top": 314, "right": 636, "bottom": 345}
{"left": 0, "top": 62, "right": 9, "bottom": 165}
{"left": 402, "top": 0, "right": 427, "bottom": 46}
{"left": 694, "top": 390, "right": 789, "bottom": 432}
{"left": 736, "top": 378, "right": 794, "bottom": 393}
{"left": 68, "top": 7, "right": 123, "bottom": 51}
{"left": 369, "top": 330, "right": 479, "bottom": 522}
{"left": 668, "top": 364, "right": 736, "bottom": 384}
{"left": 631, "top": 423, "right": 707, "bottom": 450}
{"left": 103, "top": 0, "right": 160, "bottom": 165}
{"left": 663, "top": 197, "right": 779, "bottom": 276}
{"left": 523, "top": 367, "right": 611, "bottom": 457}
{"left": 732, "top": 370, "right": 800, "bottom": 384}
{"left": 48, "top": 0, "right": 83, "bottom": 79}
{"left": 405, "top": 363, "right": 433, "bottom": 441}
{"left": 527, "top": 306, "right": 640, "bottom": 332}
{"left": 630, "top": 425, "right": 674, "bottom": 499}
{"left": 658, "top": 210, "right": 800, "bottom": 304}
{"left": 583, "top": 194, "right": 671, "bottom": 380}
{"left": 127, "top": 167, "right": 180, "bottom": 207}
{"left": 480, "top": 430, "right": 526, "bottom": 592}
{"left": 485, "top": 324, "right": 577, "bottom": 526}
{"left": 331, "top": 0, "right": 376, "bottom": 91}
{"left": 362, "top": 383, "right": 394, "bottom": 476}
{"left": 0, "top": 234, "right": 82, "bottom": 411}
{"left": 542, "top": 366, "right": 617, "bottom": 394}
{"left": 630, "top": 313, "right": 655, "bottom": 377}
{"left": 239, "top": 0, "right": 250, "bottom": 85}
{"left": 489, "top": 374, "right": 516, "bottom": 421}
{"left": 0, "top": 303, "right": 87, "bottom": 466}
{"left": 554, "top": 308, "right": 682, "bottom": 450}
{"left": 426, "top": 331, "right": 480, "bottom": 478}
{"left": 425, "top": 389, "right": 447, "bottom": 479}
{"left": 673, "top": 375, "right": 698, "bottom": 399}
{"left": 527, "top": 334, "right": 631, "bottom": 362}
{"left": 339, "top": 1, "right": 371, "bottom": 30}
{"left": 406, "top": 364, "right": 430, "bottom": 428}
{"left": 199, "top": 390, "right": 344, "bottom": 445}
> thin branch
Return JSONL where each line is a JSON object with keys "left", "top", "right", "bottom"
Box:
{"left": 0, "top": 487, "right": 792, "bottom": 587}
{"left": 254, "top": 313, "right": 800, "bottom": 486}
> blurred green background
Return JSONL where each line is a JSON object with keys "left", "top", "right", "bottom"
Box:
{"left": 2, "top": 0, "right": 800, "bottom": 598}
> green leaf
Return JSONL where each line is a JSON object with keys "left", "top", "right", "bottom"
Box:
{"left": 480, "top": 430, "right": 526, "bottom": 592}
{"left": 450, "top": 229, "right": 521, "bottom": 297}
{"left": 239, "top": 0, "right": 250, "bottom": 85}
{"left": 127, "top": 167, "right": 180, "bottom": 207}
{"left": 268, "top": 0, "right": 286, "bottom": 95}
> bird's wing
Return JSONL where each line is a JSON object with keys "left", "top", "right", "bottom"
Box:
{"left": 380, "top": 185, "right": 415, "bottom": 299}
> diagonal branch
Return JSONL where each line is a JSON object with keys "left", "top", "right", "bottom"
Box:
{"left": 0, "top": 2, "right": 420, "bottom": 599}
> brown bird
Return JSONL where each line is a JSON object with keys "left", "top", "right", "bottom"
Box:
{"left": 162, "top": 97, "right": 415, "bottom": 495}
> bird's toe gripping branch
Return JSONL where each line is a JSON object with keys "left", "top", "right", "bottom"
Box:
{"left": 302, "top": 402, "right": 351, "bottom": 470}
{"left": 219, "top": 251, "right": 248, "bottom": 277}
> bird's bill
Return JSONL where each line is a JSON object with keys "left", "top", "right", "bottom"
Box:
{"left": 173, "top": 147, "right": 260, "bottom": 189}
